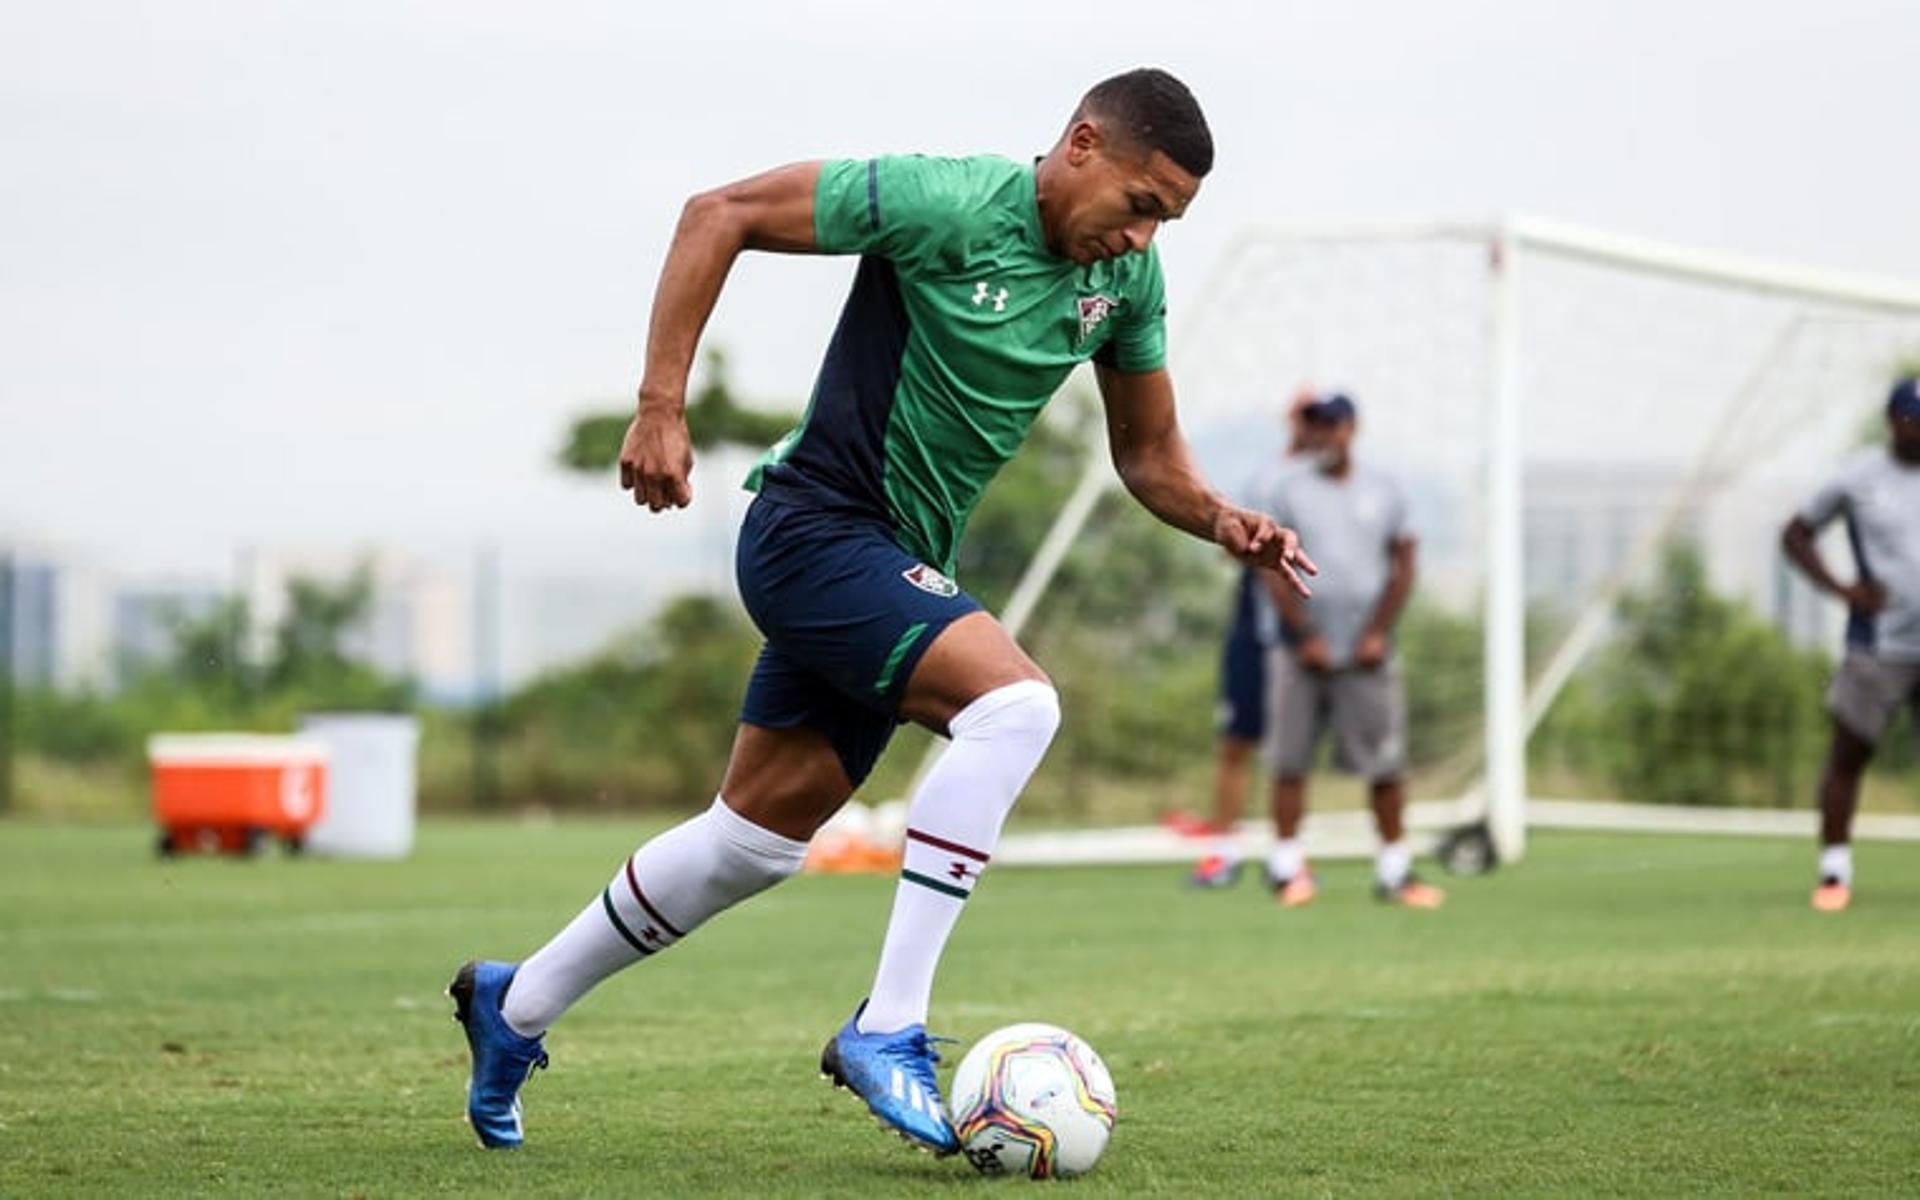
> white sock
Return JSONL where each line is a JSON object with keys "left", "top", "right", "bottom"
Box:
{"left": 1819, "top": 844, "right": 1853, "bottom": 886}
{"left": 502, "top": 797, "right": 806, "bottom": 1036}
{"left": 1208, "top": 834, "right": 1241, "bottom": 865}
{"left": 859, "top": 680, "right": 1060, "bottom": 1034}
{"left": 1268, "top": 838, "right": 1305, "bottom": 883}
{"left": 1377, "top": 841, "right": 1412, "bottom": 889}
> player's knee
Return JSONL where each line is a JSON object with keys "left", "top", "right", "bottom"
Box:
{"left": 953, "top": 678, "right": 1061, "bottom": 748}
{"left": 1005, "top": 679, "right": 1062, "bottom": 744}
{"left": 708, "top": 799, "right": 810, "bottom": 894}
{"left": 715, "top": 845, "right": 802, "bottom": 896}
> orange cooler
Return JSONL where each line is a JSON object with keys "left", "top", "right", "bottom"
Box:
{"left": 149, "top": 735, "right": 329, "bottom": 857}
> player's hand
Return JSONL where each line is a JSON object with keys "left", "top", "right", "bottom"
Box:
{"left": 619, "top": 399, "right": 694, "bottom": 512}
{"left": 1354, "top": 629, "right": 1389, "bottom": 669}
{"left": 1214, "top": 505, "right": 1317, "bottom": 597}
{"left": 1842, "top": 580, "right": 1888, "bottom": 613}
{"left": 1297, "top": 635, "right": 1334, "bottom": 673}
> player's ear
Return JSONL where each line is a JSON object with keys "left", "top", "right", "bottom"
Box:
{"left": 1064, "top": 118, "right": 1102, "bottom": 166}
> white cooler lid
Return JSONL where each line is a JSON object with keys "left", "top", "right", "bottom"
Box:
{"left": 147, "top": 734, "right": 330, "bottom": 766}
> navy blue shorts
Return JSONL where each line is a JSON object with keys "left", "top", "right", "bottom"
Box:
{"left": 735, "top": 494, "right": 983, "bottom": 786}
{"left": 1217, "top": 634, "right": 1267, "bottom": 742}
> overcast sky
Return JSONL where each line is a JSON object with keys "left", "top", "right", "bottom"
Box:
{"left": 5, "top": 0, "right": 1918, "bottom": 584}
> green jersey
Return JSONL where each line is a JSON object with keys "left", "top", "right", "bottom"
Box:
{"left": 746, "top": 154, "right": 1169, "bottom": 575}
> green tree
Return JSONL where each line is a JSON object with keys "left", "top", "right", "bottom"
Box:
{"left": 495, "top": 594, "right": 760, "bottom": 809}
{"left": 558, "top": 348, "right": 799, "bottom": 472}
{"left": 155, "top": 595, "right": 252, "bottom": 693}
{"left": 1533, "top": 542, "right": 1831, "bottom": 807}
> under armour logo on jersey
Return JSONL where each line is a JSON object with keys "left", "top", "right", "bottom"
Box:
{"left": 972, "top": 281, "right": 1009, "bottom": 312}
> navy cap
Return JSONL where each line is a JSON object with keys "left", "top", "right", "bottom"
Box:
{"left": 1304, "top": 393, "right": 1357, "bottom": 424}
{"left": 1890, "top": 376, "right": 1920, "bottom": 421}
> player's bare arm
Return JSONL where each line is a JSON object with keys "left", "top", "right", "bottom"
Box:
{"left": 1355, "top": 536, "right": 1418, "bottom": 667}
{"left": 1095, "top": 362, "right": 1317, "bottom": 595}
{"left": 1781, "top": 516, "right": 1887, "bottom": 612}
{"left": 620, "top": 161, "right": 825, "bottom": 512}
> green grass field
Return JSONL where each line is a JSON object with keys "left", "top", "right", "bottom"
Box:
{"left": 3, "top": 820, "right": 1917, "bottom": 1197}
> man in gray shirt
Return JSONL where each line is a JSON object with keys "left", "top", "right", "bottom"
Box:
{"left": 1259, "top": 394, "right": 1439, "bottom": 908}
{"left": 1781, "top": 376, "right": 1920, "bottom": 913}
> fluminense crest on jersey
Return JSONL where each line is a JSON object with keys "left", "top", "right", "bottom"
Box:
{"left": 1077, "top": 294, "right": 1118, "bottom": 343}
{"left": 902, "top": 563, "right": 959, "bottom": 597}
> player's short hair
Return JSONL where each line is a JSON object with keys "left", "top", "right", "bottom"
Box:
{"left": 1074, "top": 68, "right": 1214, "bottom": 178}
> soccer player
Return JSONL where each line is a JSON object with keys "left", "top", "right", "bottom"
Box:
{"left": 1189, "top": 389, "right": 1316, "bottom": 888}
{"left": 450, "top": 69, "right": 1316, "bottom": 1154}
{"left": 1259, "top": 394, "right": 1441, "bottom": 908}
{"left": 1780, "top": 376, "right": 1920, "bottom": 913}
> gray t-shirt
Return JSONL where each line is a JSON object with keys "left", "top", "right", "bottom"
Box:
{"left": 1262, "top": 462, "right": 1411, "bottom": 668}
{"left": 1798, "top": 447, "right": 1920, "bottom": 663}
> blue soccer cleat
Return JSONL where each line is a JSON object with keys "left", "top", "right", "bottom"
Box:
{"left": 820, "top": 1002, "right": 960, "bottom": 1155}
{"left": 449, "top": 959, "right": 549, "bottom": 1149}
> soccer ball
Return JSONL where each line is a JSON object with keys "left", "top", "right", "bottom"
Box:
{"left": 949, "top": 1022, "right": 1118, "bottom": 1179}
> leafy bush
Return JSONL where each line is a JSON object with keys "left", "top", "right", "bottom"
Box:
{"left": 1533, "top": 543, "right": 1832, "bottom": 807}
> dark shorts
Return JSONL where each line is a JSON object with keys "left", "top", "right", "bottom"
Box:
{"left": 1217, "top": 634, "right": 1268, "bottom": 742}
{"left": 735, "top": 494, "right": 983, "bottom": 786}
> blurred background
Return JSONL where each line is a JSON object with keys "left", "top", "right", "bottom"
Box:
{"left": 4, "top": 0, "right": 1917, "bottom": 835}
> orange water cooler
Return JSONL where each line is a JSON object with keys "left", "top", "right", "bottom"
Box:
{"left": 149, "top": 735, "right": 329, "bottom": 857}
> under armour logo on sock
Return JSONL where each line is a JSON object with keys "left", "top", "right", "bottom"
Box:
{"left": 947, "top": 860, "right": 978, "bottom": 883}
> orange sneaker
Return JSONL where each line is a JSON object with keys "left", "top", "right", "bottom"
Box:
{"left": 1377, "top": 875, "right": 1446, "bottom": 909}
{"left": 1272, "top": 872, "right": 1319, "bottom": 908}
{"left": 1811, "top": 877, "right": 1851, "bottom": 912}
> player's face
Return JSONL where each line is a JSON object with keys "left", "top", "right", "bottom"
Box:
{"left": 1892, "top": 413, "right": 1920, "bottom": 462}
{"left": 1054, "top": 122, "right": 1200, "bottom": 265}
{"left": 1309, "top": 417, "right": 1355, "bottom": 470}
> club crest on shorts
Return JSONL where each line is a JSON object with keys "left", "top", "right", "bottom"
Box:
{"left": 902, "top": 563, "right": 959, "bottom": 598}
{"left": 1076, "top": 293, "right": 1118, "bottom": 343}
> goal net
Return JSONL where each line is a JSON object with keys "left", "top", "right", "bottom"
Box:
{"left": 997, "top": 219, "right": 1920, "bottom": 866}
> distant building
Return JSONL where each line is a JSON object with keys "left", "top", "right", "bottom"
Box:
{"left": 238, "top": 547, "right": 479, "bottom": 700}
{"left": 2, "top": 550, "right": 115, "bottom": 691}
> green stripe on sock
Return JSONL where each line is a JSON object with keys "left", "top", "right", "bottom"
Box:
{"left": 872, "top": 621, "right": 929, "bottom": 695}
{"left": 600, "top": 886, "right": 653, "bottom": 957}
{"left": 901, "top": 868, "right": 970, "bottom": 901}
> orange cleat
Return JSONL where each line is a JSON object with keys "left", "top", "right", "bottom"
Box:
{"left": 1811, "top": 877, "right": 1851, "bottom": 912}
{"left": 1377, "top": 876, "right": 1446, "bottom": 909}
{"left": 1273, "top": 872, "right": 1319, "bottom": 908}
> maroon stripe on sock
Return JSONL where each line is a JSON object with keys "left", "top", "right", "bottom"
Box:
{"left": 623, "top": 856, "right": 686, "bottom": 940}
{"left": 906, "top": 827, "right": 990, "bottom": 863}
